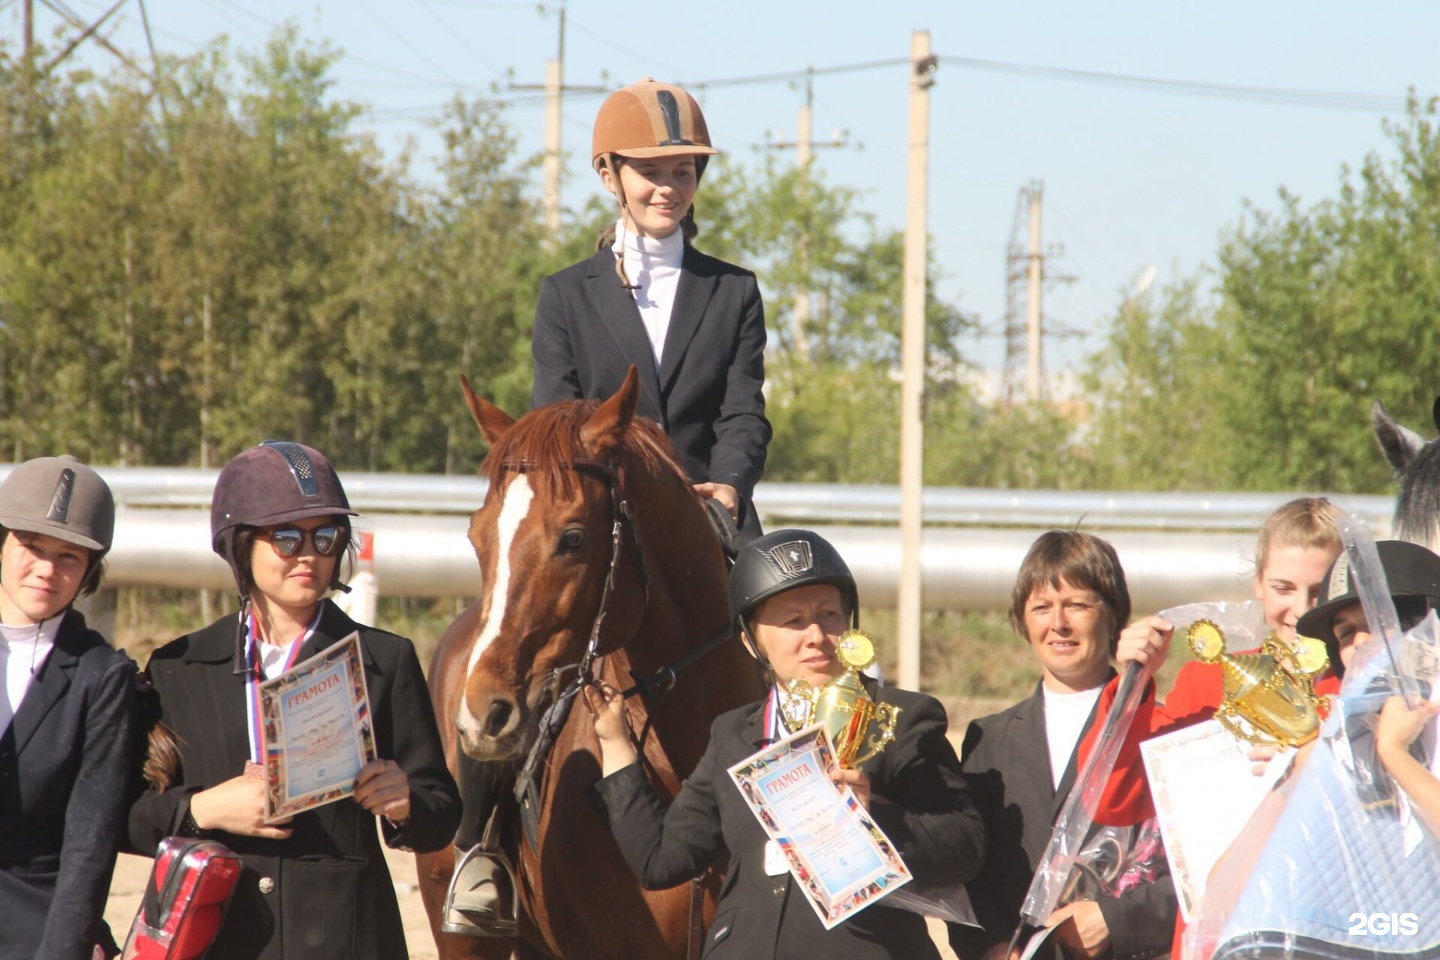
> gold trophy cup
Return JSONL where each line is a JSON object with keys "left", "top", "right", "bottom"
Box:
{"left": 778, "top": 630, "right": 902, "bottom": 768}
{"left": 1186, "top": 619, "right": 1328, "bottom": 749}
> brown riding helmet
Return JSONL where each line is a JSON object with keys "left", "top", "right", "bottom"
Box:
{"left": 591, "top": 78, "right": 718, "bottom": 171}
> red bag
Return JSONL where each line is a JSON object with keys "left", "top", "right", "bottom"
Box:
{"left": 122, "top": 837, "right": 243, "bottom": 960}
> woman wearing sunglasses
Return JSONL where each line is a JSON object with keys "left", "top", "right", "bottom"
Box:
{"left": 128, "top": 441, "right": 459, "bottom": 960}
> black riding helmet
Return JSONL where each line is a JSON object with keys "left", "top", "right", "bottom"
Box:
{"left": 211, "top": 440, "right": 357, "bottom": 598}
{"left": 729, "top": 529, "right": 859, "bottom": 667}
{"left": 1295, "top": 539, "right": 1440, "bottom": 677}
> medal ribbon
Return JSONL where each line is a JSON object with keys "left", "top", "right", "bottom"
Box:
{"left": 763, "top": 685, "right": 785, "bottom": 742}
{"left": 244, "top": 610, "right": 321, "bottom": 764}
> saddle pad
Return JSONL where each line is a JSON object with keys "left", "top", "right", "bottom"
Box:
{"left": 122, "top": 836, "right": 243, "bottom": 960}
{"left": 1199, "top": 742, "right": 1440, "bottom": 960}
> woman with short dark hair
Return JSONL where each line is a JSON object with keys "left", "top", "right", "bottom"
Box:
{"left": 954, "top": 530, "right": 1177, "bottom": 960}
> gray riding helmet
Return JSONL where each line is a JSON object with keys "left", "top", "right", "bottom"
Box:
{"left": 0, "top": 455, "right": 115, "bottom": 554}
{"left": 0, "top": 456, "right": 115, "bottom": 595}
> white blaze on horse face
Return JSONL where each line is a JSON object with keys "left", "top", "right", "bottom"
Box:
{"left": 461, "top": 475, "right": 535, "bottom": 719}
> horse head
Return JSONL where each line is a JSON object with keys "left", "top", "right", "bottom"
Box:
{"left": 1372, "top": 396, "right": 1440, "bottom": 552}
{"left": 453, "top": 368, "right": 687, "bottom": 761}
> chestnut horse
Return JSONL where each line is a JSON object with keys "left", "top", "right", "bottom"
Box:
{"left": 416, "top": 369, "right": 763, "bottom": 960}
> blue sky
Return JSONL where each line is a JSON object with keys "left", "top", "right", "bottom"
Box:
{"left": 9, "top": 0, "right": 1440, "bottom": 376}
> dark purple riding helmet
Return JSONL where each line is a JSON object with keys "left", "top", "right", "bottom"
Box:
{"left": 211, "top": 440, "right": 357, "bottom": 597}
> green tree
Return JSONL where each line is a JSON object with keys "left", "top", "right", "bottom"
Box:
{"left": 689, "top": 158, "right": 976, "bottom": 483}
{"left": 1207, "top": 95, "right": 1440, "bottom": 492}
{"left": 1079, "top": 275, "right": 1227, "bottom": 490}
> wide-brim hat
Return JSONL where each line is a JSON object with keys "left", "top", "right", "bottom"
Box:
{"left": 1296, "top": 539, "right": 1440, "bottom": 672}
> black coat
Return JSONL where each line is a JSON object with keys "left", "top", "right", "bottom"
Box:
{"left": 593, "top": 686, "right": 985, "bottom": 959}
{"left": 0, "top": 610, "right": 136, "bottom": 960}
{"left": 531, "top": 246, "right": 771, "bottom": 499}
{"left": 951, "top": 680, "right": 1178, "bottom": 960}
{"left": 128, "top": 601, "right": 460, "bottom": 960}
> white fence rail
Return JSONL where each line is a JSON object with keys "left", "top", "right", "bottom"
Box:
{"left": 1, "top": 466, "right": 1392, "bottom": 613}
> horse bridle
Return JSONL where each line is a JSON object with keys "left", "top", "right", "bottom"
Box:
{"left": 503, "top": 455, "right": 651, "bottom": 849}
{"left": 496, "top": 454, "right": 727, "bottom": 960}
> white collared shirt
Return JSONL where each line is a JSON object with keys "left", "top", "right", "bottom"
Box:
{"left": 0, "top": 616, "right": 60, "bottom": 734}
{"left": 613, "top": 220, "right": 685, "bottom": 371}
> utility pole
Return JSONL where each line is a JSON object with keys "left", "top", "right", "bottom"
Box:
{"left": 24, "top": 0, "right": 34, "bottom": 60}
{"left": 897, "top": 31, "right": 936, "bottom": 693}
{"left": 510, "top": 3, "right": 604, "bottom": 249}
{"left": 1025, "top": 183, "right": 1044, "bottom": 402}
{"left": 767, "top": 69, "right": 850, "bottom": 355}
{"left": 1000, "top": 181, "right": 1073, "bottom": 406}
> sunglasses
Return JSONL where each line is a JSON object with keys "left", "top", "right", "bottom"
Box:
{"left": 258, "top": 524, "right": 344, "bottom": 558}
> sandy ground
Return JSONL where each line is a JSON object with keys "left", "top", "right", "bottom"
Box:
{"left": 105, "top": 849, "right": 959, "bottom": 959}
{"left": 103, "top": 721, "right": 995, "bottom": 958}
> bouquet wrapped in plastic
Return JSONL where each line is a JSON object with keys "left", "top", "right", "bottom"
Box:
{"left": 1183, "top": 608, "right": 1440, "bottom": 960}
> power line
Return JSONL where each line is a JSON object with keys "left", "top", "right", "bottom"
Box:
{"left": 565, "top": 14, "right": 686, "bottom": 81}
{"left": 938, "top": 55, "right": 1408, "bottom": 114}
{"left": 356, "top": 0, "right": 460, "bottom": 85}
{"left": 683, "top": 57, "right": 908, "bottom": 91}
{"left": 425, "top": 0, "right": 532, "bottom": 7}
{"left": 415, "top": 0, "right": 502, "bottom": 75}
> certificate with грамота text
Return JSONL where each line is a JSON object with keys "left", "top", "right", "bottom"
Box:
{"left": 727, "top": 724, "right": 911, "bottom": 930}
{"left": 259, "top": 632, "right": 378, "bottom": 822}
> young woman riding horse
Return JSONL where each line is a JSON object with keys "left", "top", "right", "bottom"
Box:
{"left": 450, "top": 77, "right": 772, "bottom": 936}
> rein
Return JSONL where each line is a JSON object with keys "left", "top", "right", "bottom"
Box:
{"left": 507, "top": 455, "right": 651, "bottom": 849}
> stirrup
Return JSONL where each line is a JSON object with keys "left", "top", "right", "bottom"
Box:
{"left": 442, "top": 843, "right": 519, "bottom": 938}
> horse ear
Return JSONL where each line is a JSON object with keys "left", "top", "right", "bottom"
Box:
{"left": 1372, "top": 398, "right": 1429, "bottom": 474}
{"left": 580, "top": 366, "right": 640, "bottom": 456}
{"left": 459, "top": 374, "right": 516, "bottom": 446}
{"left": 1432, "top": 395, "right": 1440, "bottom": 433}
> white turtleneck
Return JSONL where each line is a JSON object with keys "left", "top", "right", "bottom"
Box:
{"left": 612, "top": 220, "right": 685, "bottom": 372}
{"left": 1043, "top": 682, "right": 1103, "bottom": 789}
{"left": 0, "top": 615, "right": 60, "bottom": 735}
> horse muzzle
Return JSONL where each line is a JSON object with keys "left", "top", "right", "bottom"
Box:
{"left": 457, "top": 690, "right": 532, "bottom": 760}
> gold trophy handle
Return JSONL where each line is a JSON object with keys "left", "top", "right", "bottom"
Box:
{"left": 847, "top": 702, "right": 903, "bottom": 769}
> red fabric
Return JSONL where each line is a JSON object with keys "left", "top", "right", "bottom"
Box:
{"left": 127, "top": 838, "right": 242, "bottom": 960}
{"left": 1081, "top": 656, "right": 1341, "bottom": 830}
{"left": 1079, "top": 657, "right": 1342, "bottom": 957}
